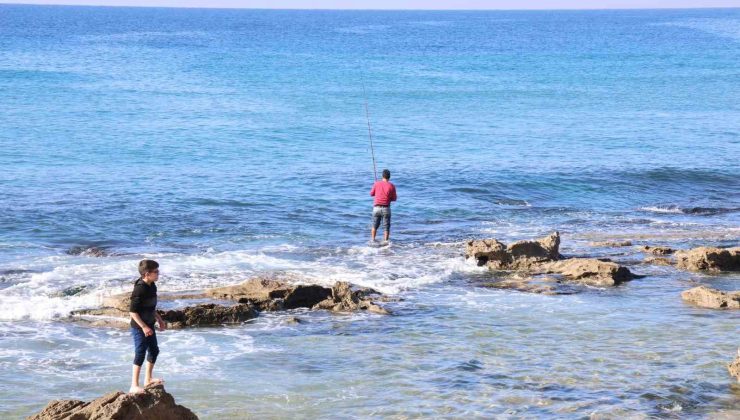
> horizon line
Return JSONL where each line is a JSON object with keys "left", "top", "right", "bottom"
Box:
{"left": 2, "top": 2, "right": 739, "bottom": 12}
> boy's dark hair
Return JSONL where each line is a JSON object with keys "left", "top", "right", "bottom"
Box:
{"left": 138, "top": 259, "right": 159, "bottom": 276}
{"left": 382, "top": 169, "right": 391, "bottom": 180}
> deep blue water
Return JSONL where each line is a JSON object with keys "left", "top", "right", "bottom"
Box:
{"left": 0, "top": 5, "right": 739, "bottom": 418}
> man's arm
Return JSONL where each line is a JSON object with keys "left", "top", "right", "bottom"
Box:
{"left": 370, "top": 183, "right": 376, "bottom": 197}
{"left": 391, "top": 185, "right": 397, "bottom": 202}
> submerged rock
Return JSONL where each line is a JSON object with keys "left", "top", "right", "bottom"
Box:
{"left": 466, "top": 232, "right": 561, "bottom": 270}
{"left": 537, "top": 258, "right": 638, "bottom": 287}
{"left": 729, "top": 349, "right": 740, "bottom": 383}
{"left": 589, "top": 240, "right": 633, "bottom": 247}
{"left": 66, "top": 246, "right": 110, "bottom": 257}
{"left": 675, "top": 246, "right": 740, "bottom": 272}
{"left": 28, "top": 384, "right": 198, "bottom": 420}
{"left": 680, "top": 286, "right": 740, "bottom": 309}
{"left": 643, "top": 256, "right": 673, "bottom": 266}
{"left": 640, "top": 245, "right": 675, "bottom": 255}
{"left": 482, "top": 275, "right": 560, "bottom": 295}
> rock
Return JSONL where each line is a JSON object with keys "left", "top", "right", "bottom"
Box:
{"left": 284, "top": 316, "right": 304, "bottom": 325}
{"left": 71, "top": 303, "right": 258, "bottom": 328}
{"left": 675, "top": 246, "right": 740, "bottom": 272}
{"left": 643, "top": 256, "right": 673, "bottom": 266}
{"left": 159, "top": 303, "right": 258, "bottom": 328}
{"left": 66, "top": 246, "right": 109, "bottom": 257}
{"left": 207, "top": 278, "right": 388, "bottom": 314}
{"left": 466, "top": 232, "right": 561, "bottom": 270}
{"left": 680, "top": 286, "right": 740, "bottom": 309}
{"left": 103, "top": 292, "right": 131, "bottom": 312}
{"left": 538, "top": 258, "right": 637, "bottom": 287}
{"left": 589, "top": 240, "right": 633, "bottom": 247}
{"left": 482, "top": 275, "right": 559, "bottom": 295}
{"left": 640, "top": 245, "right": 675, "bottom": 255}
{"left": 207, "top": 277, "right": 299, "bottom": 310}
{"left": 729, "top": 349, "right": 740, "bottom": 383}
{"left": 313, "top": 281, "right": 390, "bottom": 315}
{"left": 28, "top": 384, "right": 198, "bottom": 420}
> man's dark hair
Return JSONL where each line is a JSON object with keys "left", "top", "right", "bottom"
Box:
{"left": 382, "top": 169, "right": 391, "bottom": 180}
{"left": 138, "top": 259, "right": 159, "bottom": 276}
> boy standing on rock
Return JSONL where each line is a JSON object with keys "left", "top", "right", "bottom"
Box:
{"left": 129, "top": 259, "right": 166, "bottom": 394}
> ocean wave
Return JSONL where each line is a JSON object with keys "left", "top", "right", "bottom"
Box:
{"left": 639, "top": 205, "right": 740, "bottom": 216}
{"left": 0, "top": 241, "right": 473, "bottom": 321}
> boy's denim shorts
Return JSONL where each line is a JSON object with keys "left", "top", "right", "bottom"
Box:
{"left": 372, "top": 206, "right": 391, "bottom": 230}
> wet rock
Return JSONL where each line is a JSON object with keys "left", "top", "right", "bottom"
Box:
{"left": 28, "top": 383, "right": 198, "bottom": 420}
{"left": 589, "top": 240, "right": 633, "bottom": 247}
{"left": 537, "top": 258, "right": 638, "bottom": 287}
{"left": 53, "top": 285, "right": 88, "bottom": 297}
{"left": 206, "top": 278, "right": 387, "bottom": 314}
{"left": 482, "top": 275, "right": 560, "bottom": 295}
{"left": 643, "top": 256, "right": 673, "bottom": 266}
{"left": 66, "top": 246, "right": 109, "bottom": 257}
{"left": 159, "top": 303, "right": 257, "bottom": 328}
{"left": 313, "top": 281, "right": 390, "bottom": 315}
{"left": 102, "top": 292, "right": 131, "bottom": 312}
{"left": 729, "top": 349, "right": 740, "bottom": 383}
{"left": 284, "top": 316, "right": 304, "bottom": 325}
{"left": 466, "top": 232, "right": 561, "bottom": 270}
{"left": 675, "top": 246, "right": 740, "bottom": 272}
{"left": 680, "top": 286, "right": 740, "bottom": 309}
{"left": 71, "top": 303, "right": 258, "bottom": 328}
{"left": 206, "top": 277, "right": 298, "bottom": 310}
{"left": 640, "top": 245, "right": 675, "bottom": 255}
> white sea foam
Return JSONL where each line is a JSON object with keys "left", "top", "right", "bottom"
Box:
{"left": 0, "top": 241, "right": 470, "bottom": 321}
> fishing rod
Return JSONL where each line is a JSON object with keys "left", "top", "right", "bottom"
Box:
{"left": 362, "top": 81, "right": 378, "bottom": 181}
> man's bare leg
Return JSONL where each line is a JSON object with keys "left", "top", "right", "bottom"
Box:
{"left": 384, "top": 229, "right": 390, "bottom": 242}
{"left": 371, "top": 227, "right": 377, "bottom": 242}
{"left": 144, "top": 361, "right": 163, "bottom": 386}
{"left": 129, "top": 365, "right": 145, "bottom": 394}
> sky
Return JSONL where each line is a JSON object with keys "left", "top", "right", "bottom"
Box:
{"left": 0, "top": 1, "right": 738, "bottom": 10}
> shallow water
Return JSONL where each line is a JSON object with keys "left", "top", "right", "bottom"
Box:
{"left": 0, "top": 5, "right": 739, "bottom": 418}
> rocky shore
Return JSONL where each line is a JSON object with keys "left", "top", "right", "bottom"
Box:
{"left": 70, "top": 278, "right": 389, "bottom": 329}
{"left": 33, "top": 231, "right": 737, "bottom": 416}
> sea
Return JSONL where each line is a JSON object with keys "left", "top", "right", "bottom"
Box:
{"left": 0, "top": 4, "right": 739, "bottom": 418}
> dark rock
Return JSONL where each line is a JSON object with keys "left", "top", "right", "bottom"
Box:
{"left": 159, "top": 303, "right": 258, "bottom": 328}
{"left": 313, "top": 281, "right": 389, "bottom": 315}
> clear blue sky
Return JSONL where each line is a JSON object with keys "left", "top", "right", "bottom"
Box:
{"left": 0, "top": 1, "right": 737, "bottom": 10}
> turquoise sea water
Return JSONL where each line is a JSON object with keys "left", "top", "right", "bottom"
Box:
{"left": 0, "top": 5, "right": 739, "bottom": 418}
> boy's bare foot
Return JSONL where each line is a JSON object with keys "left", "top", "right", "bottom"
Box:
{"left": 145, "top": 378, "right": 164, "bottom": 386}
{"left": 128, "top": 386, "right": 145, "bottom": 394}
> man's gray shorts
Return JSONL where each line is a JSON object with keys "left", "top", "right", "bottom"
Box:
{"left": 372, "top": 206, "right": 391, "bottom": 230}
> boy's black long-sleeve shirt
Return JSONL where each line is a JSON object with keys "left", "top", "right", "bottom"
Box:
{"left": 129, "top": 278, "right": 157, "bottom": 329}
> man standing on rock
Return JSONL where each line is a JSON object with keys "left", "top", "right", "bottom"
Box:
{"left": 129, "top": 259, "right": 166, "bottom": 394}
{"left": 370, "top": 169, "right": 397, "bottom": 243}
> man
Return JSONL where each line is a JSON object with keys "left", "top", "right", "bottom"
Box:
{"left": 370, "top": 169, "right": 397, "bottom": 243}
{"left": 129, "top": 259, "right": 167, "bottom": 394}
